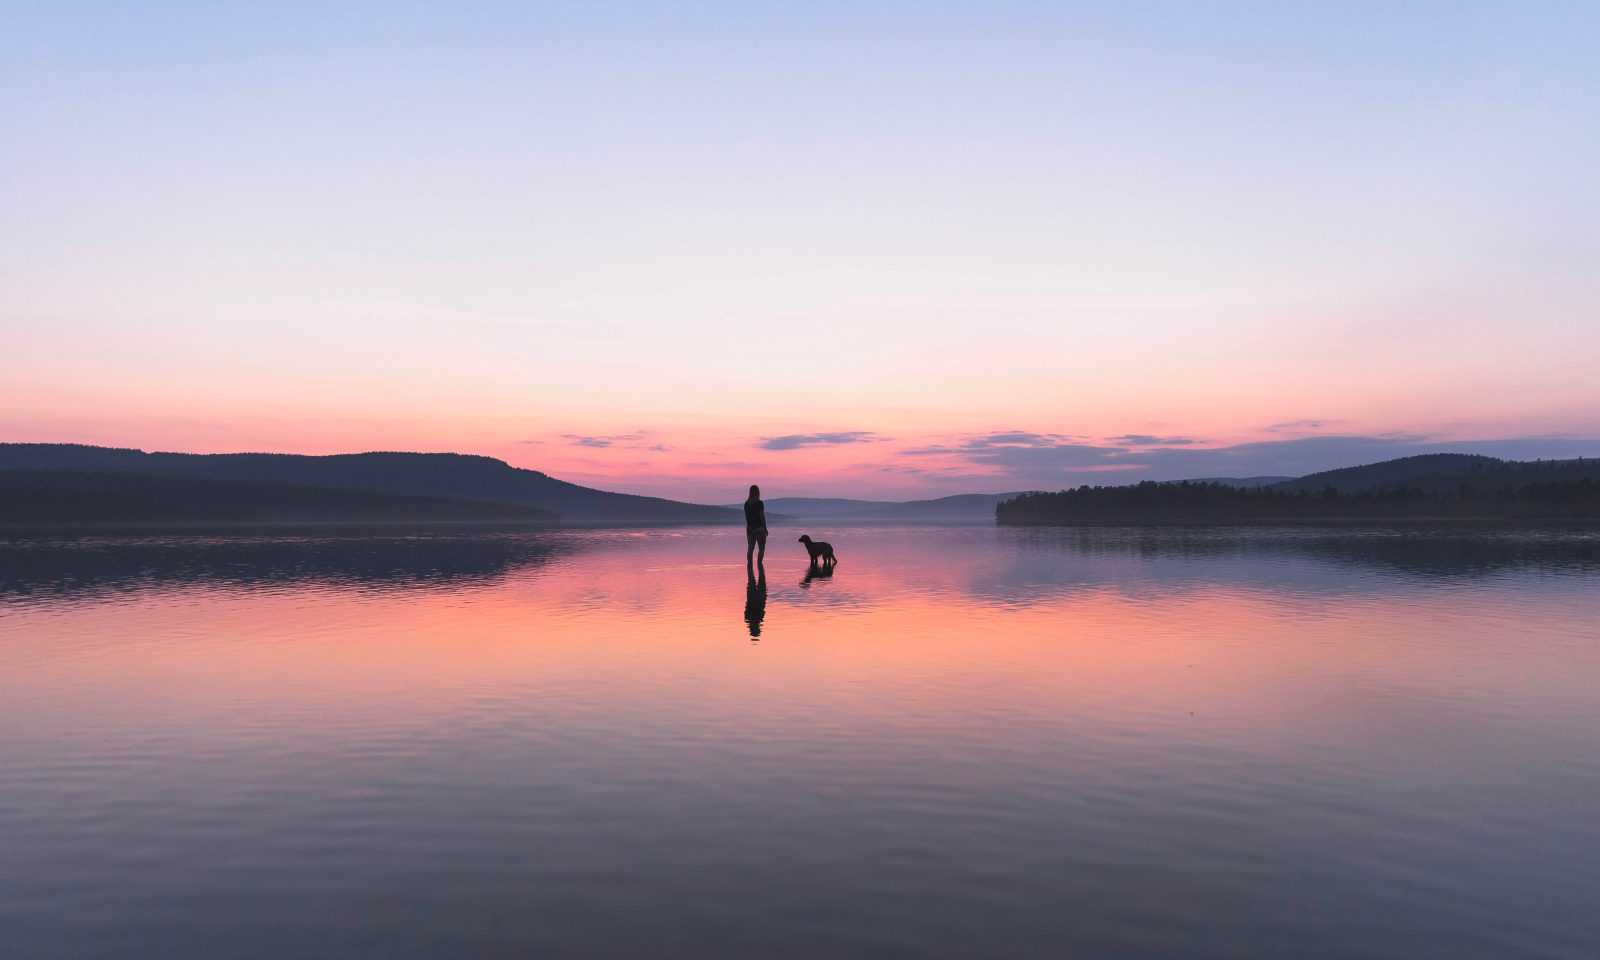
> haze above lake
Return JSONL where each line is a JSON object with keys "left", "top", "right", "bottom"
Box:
{"left": 3, "top": 525, "right": 1598, "bottom": 958}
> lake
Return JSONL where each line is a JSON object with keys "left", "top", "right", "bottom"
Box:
{"left": 2, "top": 524, "right": 1598, "bottom": 958}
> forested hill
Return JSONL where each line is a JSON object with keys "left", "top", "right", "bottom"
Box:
{"left": 0, "top": 444, "right": 740, "bottom": 524}
{"left": 1267, "top": 454, "right": 1600, "bottom": 498}
{"left": 1268, "top": 453, "right": 1517, "bottom": 493}
{"left": 998, "top": 455, "right": 1600, "bottom": 524}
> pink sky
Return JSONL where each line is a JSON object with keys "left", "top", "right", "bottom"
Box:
{"left": 5, "top": 3, "right": 1598, "bottom": 501}
{"left": 4, "top": 394, "right": 1597, "bottom": 502}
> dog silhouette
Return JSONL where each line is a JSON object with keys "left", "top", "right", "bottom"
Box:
{"left": 798, "top": 534, "right": 837, "bottom": 567}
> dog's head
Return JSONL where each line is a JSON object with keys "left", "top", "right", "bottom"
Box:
{"left": 798, "top": 535, "right": 811, "bottom": 543}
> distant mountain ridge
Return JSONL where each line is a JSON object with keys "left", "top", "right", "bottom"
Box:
{"left": 728, "top": 497, "right": 895, "bottom": 518}
{"left": 730, "top": 493, "right": 1023, "bottom": 523}
{"left": 0, "top": 444, "right": 738, "bottom": 524}
{"left": 841, "top": 493, "right": 1024, "bottom": 522}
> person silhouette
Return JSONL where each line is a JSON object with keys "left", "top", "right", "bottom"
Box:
{"left": 744, "top": 571, "right": 767, "bottom": 639}
{"left": 744, "top": 484, "right": 768, "bottom": 575}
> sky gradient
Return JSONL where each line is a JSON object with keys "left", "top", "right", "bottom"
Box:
{"left": 4, "top": 2, "right": 1598, "bottom": 500}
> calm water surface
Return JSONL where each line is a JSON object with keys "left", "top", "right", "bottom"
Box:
{"left": 2, "top": 525, "right": 1598, "bottom": 958}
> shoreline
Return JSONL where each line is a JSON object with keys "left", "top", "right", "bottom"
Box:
{"left": 995, "top": 516, "right": 1600, "bottom": 528}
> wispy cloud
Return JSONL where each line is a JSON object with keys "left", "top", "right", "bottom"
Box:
{"left": 894, "top": 430, "right": 1600, "bottom": 491}
{"left": 902, "top": 431, "right": 1107, "bottom": 464}
{"left": 757, "top": 431, "right": 888, "bottom": 451}
{"left": 902, "top": 431, "right": 1087, "bottom": 455}
{"left": 560, "top": 432, "right": 654, "bottom": 450}
{"left": 1263, "top": 419, "right": 1349, "bottom": 433}
{"left": 1107, "top": 434, "right": 1197, "bottom": 446}
{"left": 975, "top": 431, "right": 1079, "bottom": 446}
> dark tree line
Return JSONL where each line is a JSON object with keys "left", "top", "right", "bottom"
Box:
{"left": 996, "top": 478, "right": 1600, "bottom": 524}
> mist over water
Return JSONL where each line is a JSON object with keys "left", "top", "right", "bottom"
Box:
{"left": 3, "top": 525, "right": 1598, "bottom": 958}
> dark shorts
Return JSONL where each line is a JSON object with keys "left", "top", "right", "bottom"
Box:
{"left": 747, "top": 528, "right": 768, "bottom": 547}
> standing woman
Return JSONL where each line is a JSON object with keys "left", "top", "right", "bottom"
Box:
{"left": 744, "top": 484, "right": 768, "bottom": 572}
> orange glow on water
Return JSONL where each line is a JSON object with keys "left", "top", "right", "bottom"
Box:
{"left": 9, "top": 528, "right": 1595, "bottom": 747}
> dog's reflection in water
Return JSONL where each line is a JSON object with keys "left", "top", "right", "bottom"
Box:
{"left": 799, "top": 562, "right": 835, "bottom": 589}
{"left": 744, "top": 573, "right": 767, "bottom": 639}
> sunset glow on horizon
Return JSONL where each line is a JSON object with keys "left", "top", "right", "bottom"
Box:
{"left": 5, "top": 3, "right": 1598, "bottom": 501}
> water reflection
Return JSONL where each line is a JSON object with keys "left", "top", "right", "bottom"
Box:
{"left": 999, "top": 524, "right": 1600, "bottom": 576}
{"left": 971, "top": 525, "right": 1600, "bottom": 604}
{"left": 4, "top": 524, "right": 1596, "bottom": 609}
{"left": 743, "top": 574, "right": 767, "bottom": 639}
{"left": 2, "top": 524, "right": 1598, "bottom": 959}
{"left": 799, "top": 561, "right": 836, "bottom": 589}
{"left": 0, "top": 527, "right": 576, "bottom": 602}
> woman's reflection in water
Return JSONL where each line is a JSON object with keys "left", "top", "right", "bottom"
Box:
{"left": 744, "top": 573, "right": 767, "bottom": 640}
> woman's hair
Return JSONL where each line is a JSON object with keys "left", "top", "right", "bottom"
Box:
{"left": 748, "top": 484, "right": 761, "bottom": 501}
